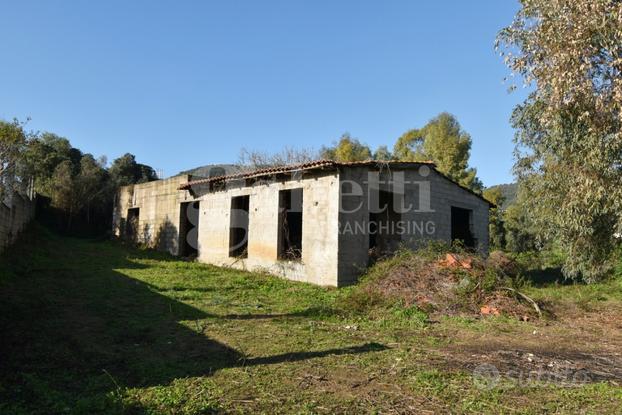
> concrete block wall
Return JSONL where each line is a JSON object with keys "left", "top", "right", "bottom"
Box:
{"left": 112, "top": 165, "right": 489, "bottom": 288}
{"left": 113, "top": 175, "right": 197, "bottom": 255}
{"left": 0, "top": 193, "right": 36, "bottom": 253}
{"left": 195, "top": 172, "right": 341, "bottom": 286}
{"left": 337, "top": 166, "right": 490, "bottom": 285}
{"left": 419, "top": 170, "right": 490, "bottom": 253}
{"left": 337, "top": 167, "right": 372, "bottom": 285}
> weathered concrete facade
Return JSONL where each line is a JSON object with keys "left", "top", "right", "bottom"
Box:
{"left": 0, "top": 192, "right": 36, "bottom": 252}
{"left": 113, "top": 161, "right": 490, "bottom": 287}
{"left": 195, "top": 171, "right": 341, "bottom": 285}
{"left": 337, "top": 165, "right": 489, "bottom": 284}
{"left": 112, "top": 175, "right": 199, "bottom": 255}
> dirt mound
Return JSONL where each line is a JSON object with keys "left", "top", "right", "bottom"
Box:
{"left": 357, "top": 250, "right": 539, "bottom": 319}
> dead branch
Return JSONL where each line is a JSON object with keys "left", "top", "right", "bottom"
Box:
{"left": 500, "top": 287, "right": 542, "bottom": 317}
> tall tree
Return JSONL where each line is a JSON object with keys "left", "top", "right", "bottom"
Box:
{"left": 0, "top": 120, "right": 28, "bottom": 201}
{"left": 498, "top": 0, "right": 622, "bottom": 281}
{"left": 372, "top": 145, "right": 392, "bottom": 161}
{"left": 22, "top": 132, "right": 74, "bottom": 196}
{"left": 483, "top": 187, "right": 506, "bottom": 250}
{"left": 109, "top": 153, "right": 157, "bottom": 187}
{"left": 50, "top": 160, "right": 76, "bottom": 227}
{"left": 75, "top": 154, "right": 110, "bottom": 225}
{"left": 393, "top": 113, "right": 483, "bottom": 191}
{"left": 320, "top": 133, "right": 372, "bottom": 162}
{"left": 503, "top": 195, "right": 539, "bottom": 254}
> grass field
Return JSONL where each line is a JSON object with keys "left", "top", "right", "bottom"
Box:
{"left": 1, "top": 225, "right": 621, "bottom": 414}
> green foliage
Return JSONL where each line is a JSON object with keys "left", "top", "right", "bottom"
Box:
{"left": 483, "top": 187, "right": 506, "bottom": 250}
{"left": 485, "top": 183, "right": 517, "bottom": 210}
{"left": 13, "top": 121, "right": 157, "bottom": 233}
{"left": 393, "top": 113, "right": 483, "bottom": 192}
{"left": 372, "top": 145, "right": 392, "bottom": 161}
{"left": 50, "top": 160, "right": 75, "bottom": 212}
{"left": 613, "top": 245, "right": 622, "bottom": 280}
{"left": 320, "top": 133, "right": 372, "bottom": 162}
{"left": 503, "top": 187, "right": 539, "bottom": 254}
{"left": 28, "top": 141, "right": 111, "bottom": 230}
{"left": 0, "top": 119, "right": 28, "bottom": 199}
{"left": 109, "top": 153, "right": 158, "bottom": 187}
{"left": 482, "top": 187, "right": 504, "bottom": 207}
{"left": 498, "top": 0, "right": 622, "bottom": 281}
{"left": 388, "top": 303, "right": 428, "bottom": 328}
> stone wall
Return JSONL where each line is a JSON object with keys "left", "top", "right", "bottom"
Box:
{"left": 0, "top": 192, "right": 36, "bottom": 252}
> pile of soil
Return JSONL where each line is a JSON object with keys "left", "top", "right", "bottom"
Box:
{"left": 360, "top": 250, "right": 539, "bottom": 319}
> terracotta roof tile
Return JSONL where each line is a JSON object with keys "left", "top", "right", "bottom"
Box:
{"left": 178, "top": 160, "right": 435, "bottom": 190}
{"left": 177, "top": 159, "right": 491, "bottom": 207}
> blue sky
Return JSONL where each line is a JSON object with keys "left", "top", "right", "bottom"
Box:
{"left": 1, "top": 0, "right": 526, "bottom": 186}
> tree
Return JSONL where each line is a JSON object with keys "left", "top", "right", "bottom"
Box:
{"left": 75, "top": 154, "right": 110, "bottom": 225}
{"left": 50, "top": 160, "right": 76, "bottom": 227}
{"left": 22, "top": 132, "right": 74, "bottom": 197}
{"left": 498, "top": 0, "right": 622, "bottom": 281}
{"left": 320, "top": 133, "right": 372, "bottom": 162}
{"left": 393, "top": 113, "right": 483, "bottom": 191}
{"left": 373, "top": 145, "right": 392, "bottom": 161}
{"left": 503, "top": 190, "right": 539, "bottom": 254}
{"left": 393, "top": 128, "right": 427, "bottom": 162}
{"left": 48, "top": 153, "right": 111, "bottom": 230}
{"left": 237, "top": 147, "right": 318, "bottom": 170}
{"left": 109, "top": 153, "right": 157, "bottom": 187}
{"left": 483, "top": 187, "right": 506, "bottom": 250}
{"left": 0, "top": 119, "right": 28, "bottom": 200}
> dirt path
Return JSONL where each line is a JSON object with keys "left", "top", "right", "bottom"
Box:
{"left": 433, "top": 308, "right": 622, "bottom": 387}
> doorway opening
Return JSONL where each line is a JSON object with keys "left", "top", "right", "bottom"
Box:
{"left": 369, "top": 190, "right": 402, "bottom": 258}
{"left": 229, "top": 195, "right": 250, "bottom": 258}
{"left": 278, "top": 188, "right": 303, "bottom": 260}
{"left": 179, "top": 201, "right": 199, "bottom": 257}
{"left": 126, "top": 208, "right": 140, "bottom": 241}
{"left": 451, "top": 206, "right": 475, "bottom": 248}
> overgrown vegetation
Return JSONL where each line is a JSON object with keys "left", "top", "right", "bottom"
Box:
{"left": 343, "top": 243, "right": 540, "bottom": 321}
{"left": 0, "top": 119, "right": 157, "bottom": 234}
{"left": 497, "top": 0, "right": 622, "bottom": 281}
{"left": 2, "top": 225, "right": 621, "bottom": 414}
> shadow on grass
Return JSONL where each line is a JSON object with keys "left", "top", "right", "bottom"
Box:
{"left": 217, "top": 306, "right": 339, "bottom": 320}
{"left": 243, "top": 343, "right": 387, "bottom": 366}
{"left": 522, "top": 266, "right": 571, "bottom": 287}
{"left": 0, "top": 224, "right": 384, "bottom": 414}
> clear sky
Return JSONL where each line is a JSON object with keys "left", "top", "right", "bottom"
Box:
{"left": 1, "top": 0, "right": 527, "bottom": 186}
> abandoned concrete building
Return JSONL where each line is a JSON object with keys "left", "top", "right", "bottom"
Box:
{"left": 113, "top": 160, "right": 491, "bottom": 286}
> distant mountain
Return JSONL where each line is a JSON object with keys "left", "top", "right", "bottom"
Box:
{"left": 486, "top": 182, "right": 517, "bottom": 210}
{"left": 178, "top": 164, "right": 241, "bottom": 179}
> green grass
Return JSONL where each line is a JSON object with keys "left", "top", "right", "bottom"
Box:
{"left": 524, "top": 276, "right": 622, "bottom": 312}
{"left": 1, "top": 224, "right": 621, "bottom": 414}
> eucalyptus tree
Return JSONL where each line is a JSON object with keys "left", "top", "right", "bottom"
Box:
{"left": 498, "top": 0, "right": 622, "bottom": 280}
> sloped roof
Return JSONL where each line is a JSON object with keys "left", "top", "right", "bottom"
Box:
{"left": 178, "top": 159, "right": 492, "bottom": 206}
{"left": 178, "top": 160, "right": 433, "bottom": 188}
{"left": 178, "top": 163, "right": 242, "bottom": 178}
